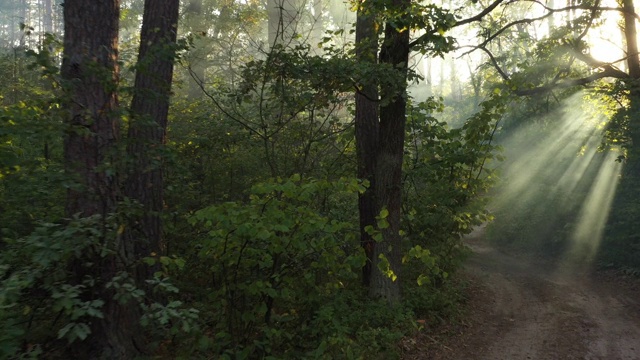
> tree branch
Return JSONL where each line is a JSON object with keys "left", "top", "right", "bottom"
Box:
{"left": 513, "top": 67, "right": 630, "bottom": 96}
{"left": 409, "top": 0, "right": 507, "bottom": 48}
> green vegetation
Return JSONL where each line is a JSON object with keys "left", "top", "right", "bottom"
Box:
{"left": 1, "top": 0, "right": 640, "bottom": 358}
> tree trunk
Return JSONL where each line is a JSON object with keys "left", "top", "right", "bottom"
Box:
{"left": 369, "top": 0, "right": 410, "bottom": 302}
{"left": 623, "top": 0, "right": 640, "bottom": 78}
{"left": 355, "top": 3, "right": 379, "bottom": 287}
{"left": 186, "top": 0, "right": 206, "bottom": 100}
{"left": 43, "top": 0, "right": 53, "bottom": 34}
{"left": 604, "top": 0, "right": 640, "bottom": 268}
{"left": 61, "top": 1, "right": 141, "bottom": 358}
{"left": 126, "top": 0, "right": 180, "bottom": 281}
{"left": 19, "top": 0, "right": 27, "bottom": 48}
{"left": 62, "top": 0, "right": 119, "bottom": 222}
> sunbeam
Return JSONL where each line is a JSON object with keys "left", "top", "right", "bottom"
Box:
{"left": 564, "top": 150, "right": 622, "bottom": 265}
{"left": 488, "top": 91, "right": 622, "bottom": 266}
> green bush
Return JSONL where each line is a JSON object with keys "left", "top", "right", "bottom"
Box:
{"left": 186, "top": 176, "right": 369, "bottom": 358}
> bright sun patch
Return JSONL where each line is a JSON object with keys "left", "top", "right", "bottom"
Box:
{"left": 586, "top": 3, "right": 625, "bottom": 64}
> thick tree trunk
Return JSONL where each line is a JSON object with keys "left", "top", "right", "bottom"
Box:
{"left": 369, "top": 0, "right": 410, "bottom": 302}
{"left": 62, "top": 0, "right": 119, "bottom": 223}
{"left": 126, "top": 0, "right": 179, "bottom": 280}
{"left": 355, "top": 5, "right": 379, "bottom": 287}
{"left": 623, "top": 0, "right": 640, "bottom": 78}
{"left": 61, "top": 1, "right": 141, "bottom": 358}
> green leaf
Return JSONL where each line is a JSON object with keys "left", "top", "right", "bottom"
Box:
{"left": 159, "top": 256, "right": 171, "bottom": 266}
{"left": 417, "top": 274, "right": 430, "bottom": 286}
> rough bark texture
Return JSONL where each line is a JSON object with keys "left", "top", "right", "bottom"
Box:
{"left": 623, "top": 0, "right": 640, "bottom": 78}
{"left": 126, "top": 0, "right": 179, "bottom": 281}
{"left": 622, "top": 0, "right": 640, "bottom": 175}
{"left": 368, "top": 0, "right": 411, "bottom": 302}
{"left": 61, "top": 0, "right": 119, "bottom": 224}
{"left": 355, "top": 6, "right": 379, "bottom": 287}
{"left": 61, "top": 1, "right": 141, "bottom": 358}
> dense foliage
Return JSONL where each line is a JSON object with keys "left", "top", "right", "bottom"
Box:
{"left": 0, "top": 24, "right": 497, "bottom": 360}
{"left": 2, "top": 0, "right": 640, "bottom": 357}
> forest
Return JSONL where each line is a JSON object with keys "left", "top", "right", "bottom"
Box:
{"left": 1, "top": 0, "right": 639, "bottom": 358}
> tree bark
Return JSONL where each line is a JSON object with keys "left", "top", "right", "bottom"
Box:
{"left": 62, "top": 0, "right": 119, "bottom": 223}
{"left": 604, "top": 0, "right": 640, "bottom": 268}
{"left": 61, "top": 1, "right": 141, "bottom": 358}
{"left": 126, "top": 0, "right": 180, "bottom": 280}
{"left": 623, "top": 0, "right": 640, "bottom": 78}
{"left": 355, "top": 3, "right": 379, "bottom": 287}
{"left": 368, "top": 0, "right": 410, "bottom": 302}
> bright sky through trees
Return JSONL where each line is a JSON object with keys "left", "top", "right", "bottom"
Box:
{"left": 586, "top": 0, "right": 625, "bottom": 63}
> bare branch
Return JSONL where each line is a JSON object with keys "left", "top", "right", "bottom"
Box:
{"left": 475, "top": 45, "right": 511, "bottom": 81}
{"left": 188, "top": 67, "right": 263, "bottom": 137}
{"left": 457, "top": 0, "right": 508, "bottom": 26}
{"left": 409, "top": 0, "right": 507, "bottom": 48}
{"left": 514, "top": 67, "right": 630, "bottom": 96}
{"left": 522, "top": 0, "right": 640, "bottom": 22}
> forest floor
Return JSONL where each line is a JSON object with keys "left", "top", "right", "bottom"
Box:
{"left": 402, "top": 225, "right": 640, "bottom": 360}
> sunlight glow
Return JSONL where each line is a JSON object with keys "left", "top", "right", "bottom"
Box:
{"left": 489, "top": 92, "right": 622, "bottom": 267}
{"left": 586, "top": 1, "right": 625, "bottom": 64}
{"left": 491, "top": 93, "right": 610, "bottom": 212}
{"left": 565, "top": 151, "right": 621, "bottom": 264}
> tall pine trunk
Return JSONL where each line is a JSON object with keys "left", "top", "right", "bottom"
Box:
{"left": 61, "top": 1, "right": 141, "bottom": 357}
{"left": 355, "top": 3, "right": 379, "bottom": 287}
{"left": 126, "top": 0, "right": 180, "bottom": 281}
{"left": 186, "top": 0, "right": 206, "bottom": 100}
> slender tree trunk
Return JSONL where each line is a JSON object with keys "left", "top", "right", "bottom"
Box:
{"left": 126, "top": 0, "right": 180, "bottom": 281}
{"left": 187, "top": 0, "right": 206, "bottom": 99}
{"left": 19, "top": 0, "right": 27, "bottom": 48}
{"left": 425, "top": 57, "right": 433, "bottom": 95}
{"left": 355, "top": 3, "right": 379, "bottom": 286}
{"left": 438, "top": 57, "right": 445, "bottom": 95}
{"left": 61, "top": 1, "right": 140, "bottom": 358}
{"left": 43, "top": 0, "right": 53, "bottom": 34}
{"left": 369, "top": 0, "right": 410, "bottom": 302}
{"left": 449, "top": 56, "right": 459, "bottom": 100}
{"left": 547, "top": 0, "right": 555, "bottom": 34}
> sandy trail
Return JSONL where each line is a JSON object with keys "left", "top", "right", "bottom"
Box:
{"left": 423, "top": 226, "right": 640, "bottom": 360}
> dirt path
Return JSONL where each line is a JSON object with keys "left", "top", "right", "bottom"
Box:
{"left": 416, "top": 226, "right": 640, "bottom": 360}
